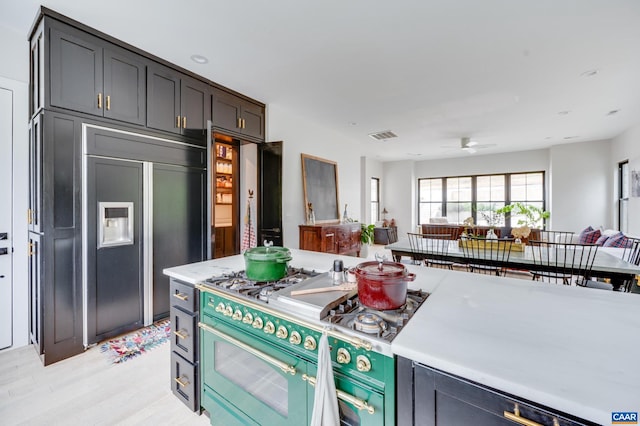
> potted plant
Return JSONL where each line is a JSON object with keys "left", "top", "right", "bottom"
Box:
{"left": 495, "top": 203, "right": 550, "bottom": 241}
{"left": 360, "top": 223, "right": 375, "bottom": 258}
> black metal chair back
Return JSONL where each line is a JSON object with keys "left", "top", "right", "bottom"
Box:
{"left": 407, "top": 233, "right": 454, "bottom": 269}
{"left": 459, "top": 236, "right": 513, "bottom": 276}
{"left": 528, "top": 241, "right": 598, "bottom": 285}
{"left": 538, "top": 230, "right": 575, "bottom": 244}
{"left": 620, "top": 237, "right": 640, "bottom": 292}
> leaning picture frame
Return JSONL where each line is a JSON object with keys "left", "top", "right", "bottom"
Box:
{"left": 301, "top": 153, "right": 340, "bottom": 223}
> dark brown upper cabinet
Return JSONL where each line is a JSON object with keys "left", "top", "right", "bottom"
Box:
{"left": 147, "top": 63, "right": 212, "bottom": 141}
{"left": 48, "top": 20, "right": 146, "bottom": 126}
{"left": 212, "top": 88, "right": 265, "bottom": 141}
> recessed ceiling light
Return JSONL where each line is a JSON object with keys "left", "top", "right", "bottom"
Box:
{"left": 607, "top": 109, "right": 620, "bottom": 116}
{"left": 580, "top": 69, "right": 599, "bottom": 77}
{"left": 190, "top": 54, "right": 209, "bottom": 64}
{"left": 349, "top": 122, "right": 357, "bottom": 126}
{"left": 558, "top": 111, "right": 570, "bottom": 115}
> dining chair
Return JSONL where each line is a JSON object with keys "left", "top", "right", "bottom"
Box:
{"left": 407, "top": 233, "right": 454, "bottom": 269}
{"left": 459, "top": 236, "right": 513, "bottom": 276}
{"left": 528, "top": 241, "right": 598, "bottom": 286}
{"left": 590, "top": 236, "right": 640, "bottom": 291}
{"left": 539, "top": 230, "right": 575, "bottom": 244}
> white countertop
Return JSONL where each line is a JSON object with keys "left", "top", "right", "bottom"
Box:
{"left": 164, "top": 249, "right": 640, "bottom": 424}
{"left": 393, "top": 268, "right": 640, "bottom": 424}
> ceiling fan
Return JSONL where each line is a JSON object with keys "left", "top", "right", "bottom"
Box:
{"left": 441, "top": 137, "right": 496, "bottom": 154}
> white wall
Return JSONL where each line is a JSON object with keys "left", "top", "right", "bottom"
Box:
{"left": 0, "top": 24, "right": 29, "bottom": 83}
{"left": 383, "top": 160, "right": 416, "bottom": 238}
{"left": 612, "top": 124, "right": 640, "bottom": 235}
{"left": 267, "top": 103, "right": 364, "bottom": 249}
{"left": 550, "top": 140, "right": 612, "bottom": 233}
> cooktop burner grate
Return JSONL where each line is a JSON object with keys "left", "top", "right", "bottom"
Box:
{"left": 323, "top": 289, "right": 429, "bottom": 342}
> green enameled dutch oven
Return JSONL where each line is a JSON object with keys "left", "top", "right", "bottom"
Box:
{"left": 244, "top": 246, "right": 293, "bottom": 281}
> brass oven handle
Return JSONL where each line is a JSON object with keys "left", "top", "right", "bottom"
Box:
{"left": 302, "top": 374, "right": 375, "bottom": 415}
{"left": 174, "top": 330, "right": 188, "bottom": 340}
{"left": 504, "top": 404, "right": 556, "bottom": 426}
{"left": 172, "top": 292, "right": 188, "bottom": 301}
{"left": 174, "top": 376, "right": 189, "bottom": 388}
{"left": 199, "top": 322, "right": 296, "bottom": 375}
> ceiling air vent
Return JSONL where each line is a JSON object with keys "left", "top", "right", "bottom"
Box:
{"left": 368, "top": 130, "right": 397, "bottom": 141}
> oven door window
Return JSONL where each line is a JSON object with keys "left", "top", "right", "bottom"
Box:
{"left": 215, "top": 339, "right": 289, "bottom": 416}
{"left": 201, "top": 321, "right": 309, "bottom": 426}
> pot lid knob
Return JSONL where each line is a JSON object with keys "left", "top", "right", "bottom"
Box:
{"left": 375, "top": 252, "right": 388, "bottom": 270}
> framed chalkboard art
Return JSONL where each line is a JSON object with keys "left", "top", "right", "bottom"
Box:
{"left": 301, "top": 153, "right": 340, "bottom": 223}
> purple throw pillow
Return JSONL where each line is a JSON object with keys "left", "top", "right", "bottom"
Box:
{"left": 578, "top": 229, "right": 601, "bottom": 244}
{"left": 603, "top": 232, "right": 629, "bottom": 248}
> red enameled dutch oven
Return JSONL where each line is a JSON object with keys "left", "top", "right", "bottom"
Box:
{"left": 354, "top": 261, "right": 416, "bottom": 310}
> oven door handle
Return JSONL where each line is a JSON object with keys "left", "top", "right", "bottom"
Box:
{"left": 198, "top": 322, "right": 297, "bottom": 375}
{"left": 302, "top": 374, "right": 375, "bottom": 415}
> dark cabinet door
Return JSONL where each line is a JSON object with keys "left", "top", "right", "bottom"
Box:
{"left": 28, "top": 232, "right": 42, "bottom": 355}
{"left": 28, "top": 114, "right": 43, "bottom": 233}
{"left": 153, "top": 164, "right": 207, "bottom": 321}
{"left": 241, "top": 101, "right": 265, "bottom": 140}
{"left": 211, "top": 88, "right": 241, "bottom": 133}
{"left": 400, "top": 360, "right": 593, "bottom": 426}
{"left": 147, "top": 64, "right": 181, "bottom": 134}
{"left": 180, "top": 77, "right": 211, "bottom": 141}
{"left": 49, "top": 23, "right": 103, "bottom": 116}
{"left": 103, "top": 46, "right": 146, "bottom": 125}
{"left": 259, "top": 142, "right": 283, "bottom": 246}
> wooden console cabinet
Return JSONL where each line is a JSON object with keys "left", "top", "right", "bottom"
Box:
{"left": 299, "top": 223, "right": 361, "bottom": 256}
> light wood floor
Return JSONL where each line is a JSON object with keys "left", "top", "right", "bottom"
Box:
{"left": 0, "top": 342, "right": 209, "bottom": 426}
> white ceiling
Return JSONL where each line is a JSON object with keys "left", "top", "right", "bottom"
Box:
{"left": 3, "top": 0, "right": 640, "bottom": 161}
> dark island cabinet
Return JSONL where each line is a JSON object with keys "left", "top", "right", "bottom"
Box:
{"left": 47, "top": 19, "right": 146, "bottom": 125}
{"left": 212, "top": 87, "right": 264, "bottom": 141}
{"left": 396, "top": 357, "right": 595, "bottom": 426}
{"left": 147, "top": 63, "right": 211, "bottom": 142}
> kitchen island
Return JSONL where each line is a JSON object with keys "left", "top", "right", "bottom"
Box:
{"left": 164, "top": 249, "right": 640, "bottom": 425}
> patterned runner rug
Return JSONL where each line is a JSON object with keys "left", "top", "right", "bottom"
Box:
{"left": 100, "top": 319, "right": 171, "bottom": 364}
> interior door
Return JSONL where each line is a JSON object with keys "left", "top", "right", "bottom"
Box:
{"left": 259, "top": 141, "right": 283, "bottom": 246}
{"left": 86, "top": 157, "right": 144, "bottom": 344}
{"left": 0, "top": 87, "right": 13, "bottom": 349}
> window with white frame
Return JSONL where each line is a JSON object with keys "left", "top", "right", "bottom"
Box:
{"left": 371, "top": 177, "right": 380, "bottom": 223}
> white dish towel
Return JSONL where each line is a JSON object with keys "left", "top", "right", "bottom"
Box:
{"left": 310, "top": 333, "right": 340, "bottom": 426}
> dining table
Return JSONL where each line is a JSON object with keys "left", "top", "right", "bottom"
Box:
{"left": 386, "top": 238, "right": 640, "bottom": 290}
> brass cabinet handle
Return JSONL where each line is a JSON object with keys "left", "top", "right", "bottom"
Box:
{"left": 176, "top": 116, "right": 181, "bottom": 128}
{"left": 237, "top": 117, "right": 241, "bottom": 129}
{"left": 28, "top": 243, "right": 35, "bottom": 257}
{"left": 106, "top": 95, "right": 110, "bottom": 111}
{"left": 199, "top": 321, "right": 296, "bottom": 375}
{"left": 241, "top": 118, "right": 245, "bottom": 129}
{"left": 97, "top": 93, "right": 102, "bottom": 109}
{"left": 174, "top": 376, "right": 189, "bottom": 388}
{"left": 172, "top": 292, "right": 188, "bottom": 301}
{"left": 503, "top": 404, "right": 557, "bottom": 426}
{"left": 27, "top": 209, "right": 32, "bottom": 225}
{"left": 182, "top": 116, "right": 186, "bottom": 129}
{"left": 302, "top": 374, "right": 375, "bottom": 415}
{"left": 174, "top": 330, "right": 188, "bottom": 340}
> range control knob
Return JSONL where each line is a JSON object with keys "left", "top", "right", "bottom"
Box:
{"left": 336, "top": 348, "right": 351, "bottom": 364}
{"left": 356, "top": 355, "right": 372, "bottom": 372}
{"left": 276, "top": 326, "right": 288, "bottom": 339}
{"left": 232, "top": 309, "right": 243, "bottom": 321}
{"left": 242, "top": 312, "right": 253, "bottom": 324}
{"left": 304, "top": 336, "right": 317, "bottom": 351}
{"left": 289, "top": 331, "right": 302, "bottom": 345}
{"left": 263, "top": 321, "right": 275, "bottom": 334}
{"left": 215, "top": 302, "right": 225, "bottom": 313}
{"left": 224, "top": 305, "right": 234, "bottom": 317}
{"left": 252, "top": 317, "right": 264, "bottom": 330}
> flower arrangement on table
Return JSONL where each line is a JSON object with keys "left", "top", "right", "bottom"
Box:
{"left": 510, "top": 225, "right": 531, "bottom": 243}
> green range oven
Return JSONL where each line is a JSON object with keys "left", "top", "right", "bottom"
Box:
{"left": 195, "top": 269, "right": 426, "bottom": 426}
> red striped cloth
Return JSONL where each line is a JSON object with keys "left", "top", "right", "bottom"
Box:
{"left": 241, "top": 199, "right": 257, "bottom": 252}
